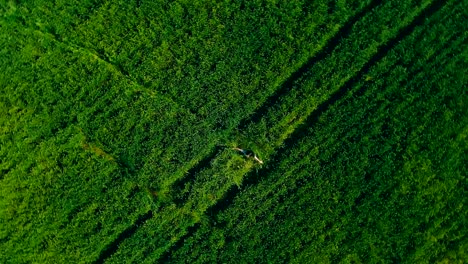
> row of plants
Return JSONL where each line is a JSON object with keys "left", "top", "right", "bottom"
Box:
{"left": 0, "top": 0, "right": 370, "bottom": 262}
{"left": 101, "top": 0, "right": 457, "bottom": 262}
{"left": 168, "top": 1, "right": 467, "bottom": 261}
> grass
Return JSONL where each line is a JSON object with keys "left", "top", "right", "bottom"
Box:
{"left": 167, "top": 2, "right": 467, "bottom": 261}
{"left": 1, "top": 0, "right": 467, "bottom": 263}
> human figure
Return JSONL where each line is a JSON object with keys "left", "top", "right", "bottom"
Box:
{"left": 232, "top": 147, "right": 263, "bottom": 164}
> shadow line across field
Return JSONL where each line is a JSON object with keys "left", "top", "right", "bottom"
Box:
{"left": 205, "top": 0, "right": 447, "bottom": 221}
{"left": 94, "top": 211, "right": 153, "bottom": 264}
{"left": 34, "top": 27, "right": 195, "bottom": 116}
{"left": 154, "top": 0, "right": 448, "bottom": 261}
{"left": 167, "top": 0, "right": 384, "bottom": 203}
{"left": 91, "top": 1, "right": 387, "bottom": 262}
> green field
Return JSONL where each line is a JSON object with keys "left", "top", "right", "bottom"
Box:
{"left": 1, "top": 0, "right": 467, "bottom": 263}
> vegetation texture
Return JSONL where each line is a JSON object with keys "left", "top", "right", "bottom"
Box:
{"left": 0, "top": 0, "right": 466, "bottom": 263}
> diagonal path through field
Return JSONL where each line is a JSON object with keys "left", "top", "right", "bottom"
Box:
{"left": 214, "top": 30, "right": 467, "bottom": 230}
{"left": 30, "top": 28, "right": 195, "bottom": 117}
{"left": 3, "top": 2, "right": 376, "bottom": 262}
{"left": 5, "top": 2, "right": 384, "bottom": 262}
{"left": 165, "top": 0, "right": 465, "bottom": 261}
{"left": 6, "top": 1, "right": 461, "bottom": 263}
{"left": 191, "top": 31, "right": 468, "bottom": 264}
{"left": 99, "top": 0, "right": 457, "bottom": 262}
{"left": 4, "top": 0, "right": 458, "bottom": 262}
{"left": 155, "top": 1, "right": 463, "bottom": 261}
{"left": 166, "top": 0, "right": 383, "bottom": 197}
{"left": 91, "top": 1, "right": 387, "bottom": 261}
{"left": 169, "top": 0, "right": 447, "bottom": 208}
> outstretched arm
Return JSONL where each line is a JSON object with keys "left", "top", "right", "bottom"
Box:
{"left": 253, "top": 155, "right": 264, "bottom": 164}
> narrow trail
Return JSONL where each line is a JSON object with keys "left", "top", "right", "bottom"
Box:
{"left": 154, "top": 0, "right": 449, "bottom": 261}
{"left": 205, "top": 0, "right": 448, "bottom": 217}
{"left": 32, "top": 28, "right": 195, "bottom": 116}
{"left": 92, "top": 2, "right": 386, "bottom": 261}
{"left": 166, "top": 0, "right": 384, "bottom": 198}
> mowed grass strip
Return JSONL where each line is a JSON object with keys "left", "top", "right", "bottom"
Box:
{"left": 167, "top": 5, "right": 468, "bottom": 263}
{"left": 102, "top": 0, "right": 449, "bottom": 262}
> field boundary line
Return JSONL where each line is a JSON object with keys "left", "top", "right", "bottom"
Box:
{"left": 29, "top": 27, "right": 196, "bottom": 117}
{"left": 166, "top": 0, "right": 383, "bottom": 194}
{"left": 248, "top": 31, "right": 467, "bottom": 229}
{"left": 205, "top": 0, "right": 448, "bottom": 218}
{"left": 154, "top": 0, "right": 449, "bottom": 261}
{"left": 237, "top": 0, "right": 383, "bottom": 129}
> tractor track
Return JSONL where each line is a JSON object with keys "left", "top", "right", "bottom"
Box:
{"left": 128, "top": 0, "right": 386, "bottom": 261}
{"left": 204, "top": 0, "right": 449, "bottom": 216}
{"left": 166, "top": 0, "right": 383, "bottom": 203}
{"left": 153, "top": 0, "right": 449, "bottom": 261}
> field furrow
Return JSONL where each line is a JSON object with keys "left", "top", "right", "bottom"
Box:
{"left": 167, "top": 6, "right": 468, "bottom": 263}
{"left": 166, "top": 0, "right": 384, "bottom": 201}
{"left": 1, "top": 0, "right": 466, "bottom": 262}
{"left": 94, "top": 211, "right": 153, "bottom": 264}
{"left": 1, "top": 1, "right": 372, "bottom": 262}
{"left": 100, "top": 0, "right": 456, "bottom": 262}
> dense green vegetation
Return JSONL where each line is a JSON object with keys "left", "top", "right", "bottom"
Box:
{"left": 1, "top": 0, "right": 466, "bottom": 263}
{"left": 169, "top": 1, "right": 468, "bottom": 262}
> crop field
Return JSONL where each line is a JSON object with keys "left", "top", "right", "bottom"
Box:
{"left": 0, "top": 0, "right": 467, "bottom": 263}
